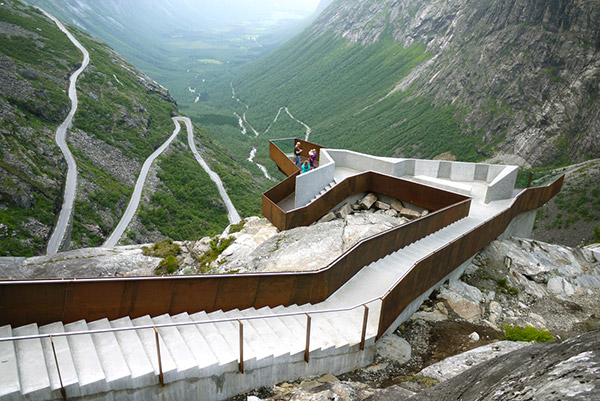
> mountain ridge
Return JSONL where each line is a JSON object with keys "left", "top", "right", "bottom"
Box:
{"left": 229, "top": 0, "right": 599, "bottom": 167}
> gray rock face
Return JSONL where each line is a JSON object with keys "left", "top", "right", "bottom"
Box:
{"left": 417, "top": 340, "right": 529, "bottom": 382}
{"left": 0, "top": 245, "right": 158, "bottom": 279}
{"left": 405, "top": 330, "right": 600, "bottom": 401}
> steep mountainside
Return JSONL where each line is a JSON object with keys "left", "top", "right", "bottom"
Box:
{"left": 228, "top": 0, "right": 599, "bottom": 167}
{"left": 0, "top": 0, "right": 262, "bottom": 256}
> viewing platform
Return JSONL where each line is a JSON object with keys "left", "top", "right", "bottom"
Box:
{"left": 0, "top": 138, "right": 562, "bottom": 401}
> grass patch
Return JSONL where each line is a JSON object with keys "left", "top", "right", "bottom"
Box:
{"left": 143, "top": 238, "right": 182, "bottom": 275}
{"left": 195, "top": 236, "right": 234, "bottom": 273}
{"left": 503, "top": 324, "right": 554, "bottom": 342}
{"left": 496, "top": 278, "right": 519, "bottom": 295}
{"left": 156, "top": 255, "right": 179, "bottom": 275}
{"left": 228, "top": 220, "right": 245, "bottom": 234}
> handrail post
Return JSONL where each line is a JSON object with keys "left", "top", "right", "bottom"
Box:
{"left": 50, "top": 335, "right": 67, "bottom": 400}
{"left": 304, "top": 313, "right": 311, "bottom": 363}
{"left": 360, "top": 304, "right": 369, "bottom": 351}
{"left": 153, "top": 327, "right": 164, "bottom": 387}
{"left": 238, "top": 319, "right": 244, "bottom": 373}
{"left": 527, "top": 172, "right": 533, "bottom": 188}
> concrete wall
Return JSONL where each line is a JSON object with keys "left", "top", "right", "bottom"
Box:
{"left": 414, "top": 160, "right": 440, "bottom": 177}
{"left": 393, "top": 159, "right": 415, "bottom": 177}
{"left": 116, "top": 341, "right": 375, "bottom": 401}
{"left": 484, "top": 166, "right": 519, "bottom": 203}
{"left": 295, "top": 149, "right": 335, "bottom": 208}
{"left": 325, "top": 149, "right": 395, "bottom": 175}
{"left": 499, "top": 209, "right": 537, "bottom": 240}
{"left": 449, "top": 162, "right": 476, "bottom": 182}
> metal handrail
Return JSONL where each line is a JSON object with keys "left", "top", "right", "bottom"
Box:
{"left": 0, "top": 299, "right": 381, "bottom": 343}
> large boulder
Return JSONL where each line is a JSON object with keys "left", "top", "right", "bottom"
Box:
{"left": 393, "top": 330, "right": 600, "bottom": 401}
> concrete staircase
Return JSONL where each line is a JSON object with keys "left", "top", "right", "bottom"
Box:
{"left": 0, "top": 215, "right": 489, "bottom": 401}
{"left": 308, "top": 180, "right": 337, "bottom": 204}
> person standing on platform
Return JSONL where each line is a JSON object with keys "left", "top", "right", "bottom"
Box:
{"left": 294, "top": 142, "right": 302, "bottom": 167}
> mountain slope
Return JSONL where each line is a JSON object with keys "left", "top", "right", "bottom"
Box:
{"left": 227, "top": 0, "right": 599, "bottom": 167}
{"left": 0, "top": 0, "right": 261, "bottom": 256}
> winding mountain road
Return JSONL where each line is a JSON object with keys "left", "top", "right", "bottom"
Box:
{"left": 42, "top": 8, "right": 240, "bottom": 250}
{"left": 178, "top": 116, "right": 241, "bottom": 225}
{"left": 229, "top": 83, "right": 311, "bottom": 179}
{"left": 104, "top": 117, "right": 241, "bottom": 247}
{"left": 103, "top": 119, "right": 183, "bottom": 248}
{"left": 41, "top": 8, "right": 90, "bottom": 255}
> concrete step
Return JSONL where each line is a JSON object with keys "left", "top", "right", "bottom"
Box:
{"left": 367, "top": 262, "right": 399, "bottom": 282}
{"left": 188, "top": 311, "right": 239, "bottom": 372}
{"left": 109, "top": 317, "right": 156, "bottom": 388}
{"left": 412, "top": 238, "right": 437, "bottom": 254}
{"left": 271, "top": 305, "right": 320, "bottom": 354}
{"left": 270, "top": 305, "right": 311, "bottom": 351}
{"left": 319, "top": 307, "right": 365, "bottom": 350}
{"left": 306, "top": 308, "right": 354, "bottom": 354}
{"left": 251, "top": 307, "right": 305, "bottom": 360}
{"left": 39, "top": 321, "right": 79, "bottom": 397}
{"left": 13, "top": 323, "right": 51, "bottom": 400}
{"left": 87, "top": 318, "right": 132, "bottom": 390}
{"left": 170, "top": 312, "right": 222, "bottom": 375}
{"left": 131, "top": 315, "right": 178, "bottom": 384}
{"left": 63, "top": 320, "right": 108, "bottom": 396}
{"left": 239, "top": 308, "right": 291, "bottom": 362}
{"left": 0, "top": 325, "right": 20, "bottom": 400}
{"left": 151, "top": 314, "right": 199, "bottom": 379}
{"left": 397, "top": 246, "right": 422, "bottom": 261}
{"left": 212, "top": 309, "right": 267, "bottom": 370}
{"left": 288, "top": 304, "right": 335, "bottom": 357}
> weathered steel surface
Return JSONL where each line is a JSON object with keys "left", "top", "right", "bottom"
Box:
{"left": 270, "top": 141, "right": 298, "bottom": 177}
{"left": 0, "top": 183, "right": 469, "bottom": 327}
{"left": 376, "top": 175, "right": 564, "bottom": 338}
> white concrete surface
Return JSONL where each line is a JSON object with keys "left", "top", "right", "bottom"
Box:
{"left": 0, "top": 325, "right": 20, "bottom": 400}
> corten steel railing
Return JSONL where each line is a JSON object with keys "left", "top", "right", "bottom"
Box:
{"left": 263, "top": 139, "right": 468, "bottom": 231}
{"left": 0, "top": 182, "right": 562, "bottom": 396}
{"left": 0, "top": 184, "right": 469, "bottom": 328}
{"left": 0, "top": 176, "right": 564, "bottom": 397}
{"left": 376, "top": 174, "right": 564, "bottom": 337}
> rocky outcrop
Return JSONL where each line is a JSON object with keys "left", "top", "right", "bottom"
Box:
{"left": 172, "top": 197, "right": 429, "bottom": 275}
{"left": 394, "top": 330, "right": 600, "bottom": 401}
{"left": 0, "top": 245, "right": 158, "bottom": 279}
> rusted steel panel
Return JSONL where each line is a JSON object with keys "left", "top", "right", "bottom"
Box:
{"left": 124, "top": 280, "right": 176, "bottom": 320}
{"left": 214, "top": 276, "right": 262, "bottom": 312}
{"left": 168, "top": 278, "right": 220, "bottom": 315}
{"left": 289, "top": 272, "right": 328, "bottom": 305}
{"left": 377, "top": 176, "right": 565, "bottom": 338}
{"left": 270, "top": 141, "right": 298, "bottom": 177}
{"left": 62, "top": 281, "right": 126, "bottom": 323}
{"left": 294, "top": 138, "right": 326, "bottom": 164}
{"left": 0, "top": 282, "right": 68, "bottom": 327}
{"left": 253, "top": 275, "right": 297, "bottom": 308}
